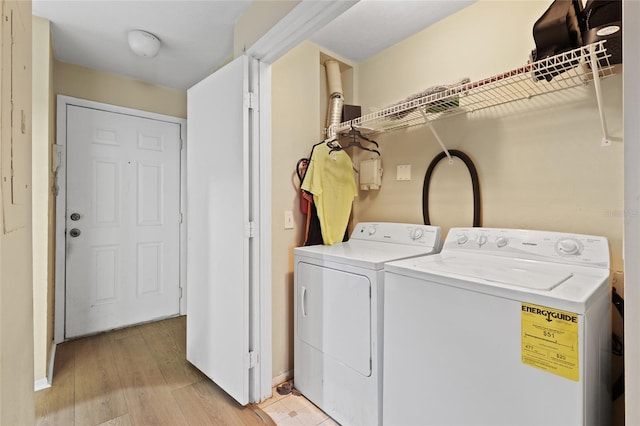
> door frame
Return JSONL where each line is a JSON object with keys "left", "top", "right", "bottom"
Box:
{"left": 54, "top": 95, "right": 187, "bottom": 343}
{"left": 244, "top": 0, "right": 358, "bottom": 402}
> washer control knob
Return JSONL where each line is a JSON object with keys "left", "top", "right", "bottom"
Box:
{"left": 495, "top": 236, "right": 509, "bottom": 248}
{"left": 411, "top": 228, "right": 424, "bottom": 240}
{"left": 456, "top": 234, "right": 468, "bottom": 245}
{"left": 368, "top": 226, "right": 377, "bottom": 236}
{"left": 558, "top": 239, "right": 580, "bottom": 255}
{"left": 476, "top": 234, "right": 488, "bottom": 247}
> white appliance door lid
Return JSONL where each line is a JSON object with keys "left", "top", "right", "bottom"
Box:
{"left": 295, "top": 241, "right": 436, "bottom": 270}
{"left": 424, "top": 256, "right": 573, "bottom": 291}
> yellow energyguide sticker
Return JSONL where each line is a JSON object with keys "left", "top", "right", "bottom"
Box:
{"left": 521, "top": 303, "right": 580, "bottom": 381}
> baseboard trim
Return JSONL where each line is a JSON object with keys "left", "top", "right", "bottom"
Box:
{"left": 35, "top": 342, "right": 57, "bottom": 391}
{"left": 271, "top": 370, "right": 292, "bottom": 387}
{"left": 47, "top": 343, "right": 56, "bottom": 384}
{"left": 34, "top": 378, "right": 51, "bottom": 391}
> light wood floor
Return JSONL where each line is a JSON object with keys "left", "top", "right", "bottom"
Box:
{"left": 35, "top": 316, "right": 276, "bottom": 426}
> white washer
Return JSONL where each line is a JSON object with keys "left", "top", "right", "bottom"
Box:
{"left": 383, "top": 227, "right": 611, "bottom": 426}
{"left": 294, "top": 222, "right": 442, "bottom": 426}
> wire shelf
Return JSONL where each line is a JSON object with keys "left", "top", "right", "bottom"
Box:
{"left": 330, "top": 41, "right": 616, "bottom": 136}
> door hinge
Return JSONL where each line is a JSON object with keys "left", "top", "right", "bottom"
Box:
{"left": 179, "top": 287, "right": 183, "bottom": 299}
{"left": 244, "top": 91, "right": 257, "bottom": 110}
{"left": 180, "top": 212, "right": 184, "bottom": 224}
{"left": 179, "top": 139, "right": 183, "bottom": 150}
{"left": 245, "top": 221, "right": 256, "bottom": 238}
{"left": 245, "top": 350, "right": 258, "bottom": 369}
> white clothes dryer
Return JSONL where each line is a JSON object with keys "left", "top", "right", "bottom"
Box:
{"left": 294, "top": 222, "right": 442, "bottom": 426}
{"left": 383, "top": 227, "right": 611, "bottom": 426}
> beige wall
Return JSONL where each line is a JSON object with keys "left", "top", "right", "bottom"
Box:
{"left": 0, "top": 0, "right": 35, "bottom": 423}
{"left": 268, "top": 40, "right": 374, "bottom": 382}
{"left": 233, "top": 0, "right": 300, "bottom": 59}
{"left": 271, "top": 3, "right": 624, "bottom": 417}
{"left": 31, "top": 58, "right": 187, "bottom": 386}
{"left": 354, "top": 0, "right": 623, "bottom": 269}
{"left": 354, "top": 1, "right": 623, "bottom": 422}
{"left": 54, "top": 61, "right": 187, "bottom": 118}
{"left": 271, "top": 41, "right": 355, "bottom": 382}
{"left": 271, "top": 41, "right": 322, "bottom": 381}
{"left": 32, "top": 14, "right": 54, "bottom": 386}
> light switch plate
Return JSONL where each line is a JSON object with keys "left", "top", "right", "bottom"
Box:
{"left": 284, "top": 210, "right": 294, "bottom": 229}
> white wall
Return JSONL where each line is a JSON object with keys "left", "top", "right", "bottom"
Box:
{"left": 32, "top": 14, "right": 54, "bottom": 388}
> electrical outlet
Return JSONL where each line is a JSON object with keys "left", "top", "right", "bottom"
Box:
{"left": 397, "top": 165, "right": 411, "bottom": 181}
{"left": 284, "top": 210, "right": 294, "bottom": 229}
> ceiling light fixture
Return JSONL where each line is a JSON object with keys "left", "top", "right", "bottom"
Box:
{"left": 127, "top": 29, "right": 161, "bottom": 58}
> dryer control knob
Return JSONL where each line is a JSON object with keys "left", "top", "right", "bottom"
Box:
{"left": 411, "top": 228, "right": 424, "bottom": 240}
{"left": 496, "top": 236, "right": 509, "bottom": 248}
{"left": 476, "top": 234, "right": 488, "bottom": 247}
{"left": 558, "top": 239, "right": 580, "bottom": 255}
{"left": 456, "top": 234, "right": 468, "bottom": 245}
{"left": 368, "top": 226, "right": 377, "bottom": 236}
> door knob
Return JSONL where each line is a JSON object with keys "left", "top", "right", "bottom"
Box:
{"left": 70, "top": 212, "right": 81, "bottom": 221}
{"left": 69, "top": 228, "right": 81, "bottom": 238}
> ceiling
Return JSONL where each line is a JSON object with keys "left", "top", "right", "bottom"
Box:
{"left": 32, "top": 0, "right": 474, "bottom": 91}
{"left": 309, "top": 0, "right": 474, "bottom": 63}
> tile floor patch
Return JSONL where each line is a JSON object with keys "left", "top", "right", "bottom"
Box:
{"left": 261, "top": 385, "right": 336, "bottom": 426}
{"left": 295, "top": 405, "right": 329, "bottom": 425}
{"left": 280, "top": 394, "right": 311, "bottom": 412}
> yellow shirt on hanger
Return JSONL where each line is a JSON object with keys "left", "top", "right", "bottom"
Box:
{"left": 302, "top": 143, "right": 357, "bottom": 245}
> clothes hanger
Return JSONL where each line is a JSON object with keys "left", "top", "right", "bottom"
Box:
{"left": 341, "top": 125, "right": 379, "bottom": 148}
{"left": 330, "top": 136, "right": 381, "bottom": 156}
{"left": 328, "top": 125, "right": 380, "bottom": 155}
{"left": 349, "top": 143, "right": 381, "bottom": 156}
{"left": 324, "top": 137, "right": 340, "bottom": 150}
{"left": 347, "top": 126, "right": 380, "bottom": 155}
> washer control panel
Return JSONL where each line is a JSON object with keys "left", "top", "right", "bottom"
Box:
{"left": 444, "top": 227, "right": 609, "bottom": 268}
{"left": 351, "top": 222, "right": 442, "bottom": 248}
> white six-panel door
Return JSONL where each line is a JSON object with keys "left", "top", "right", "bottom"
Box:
{"left": 65, "top": 105, "right": 181, "bottom": 338}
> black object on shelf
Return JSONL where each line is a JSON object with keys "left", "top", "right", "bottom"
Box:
{"left": 531, "top": 0, "right": 584, "bottom": 81}
{"left": 580, "top": 0, "right": 622, "bottom": 66}
{"left": 341, "top": 104, "right": 361, "bottom": 122}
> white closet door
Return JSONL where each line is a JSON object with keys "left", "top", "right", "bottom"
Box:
{"left": 186, "top": 55, "right": 252, "bottom": 405}
{"left": 65, "top": 105, "right": 181, "bottom": 338}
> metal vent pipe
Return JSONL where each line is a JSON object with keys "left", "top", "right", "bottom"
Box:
{"left": 324, "top": 60, "right": 344, "bottom": 139}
